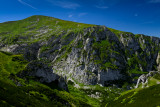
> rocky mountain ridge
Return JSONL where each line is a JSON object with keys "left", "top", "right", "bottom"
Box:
{"left": 0, "top": 15, "right": 160, "bottom": 87}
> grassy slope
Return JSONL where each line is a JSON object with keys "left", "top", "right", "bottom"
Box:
{"left": 0, "top": 51, "right": 62, "bottom": 106}
{"left": 68, "top": 84, "right": 123, "bottom": 107}
{"left": 107, "top": 84, "right": 160, "bottom": 107}
{"left": 107, "top": 73, "right": 160, "bottom": 107}
{"left": 108, "top": 28, "right": 134, "bottom": 37}
{"left": 0, "top": 15, "right": 95, "bottom": 44}
{"left": 0, "top": 51, "right": 124, "bottom": 107}
{"left": 1, "top": 50, "right": 160, "bottom": 107}
{"left": 0, "top": 51, "right": 28, "bottom": 79}
{"left": 0, "top": 51, "right": 93, "bottom": 107}
{"left": 1, "top": 43, "right": 160, "bottom": 107}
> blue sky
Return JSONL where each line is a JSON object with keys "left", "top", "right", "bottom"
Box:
{"left": 0, "top": 0, "right": 160, "bottom": 37}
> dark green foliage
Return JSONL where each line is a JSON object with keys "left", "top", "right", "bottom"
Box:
{"left": 0, "top": 79, "right": 65, "bottom": 107}
{"left": 0, "top": 52, "right": 28, "bottom": 78}
{"left": 40, "top": 45, "right": 51, "bottom": 52}
{"left": 93, "top": 40, "right": 118, "bottom": 70}
{"left": 56, "top": 39, "right": 75, "bottom": 62}
{"left": 108, "top": 28, "right": 133, "bottom": 37}
{"left": 76, "top": 40, "right": 83, "bottom": 48}
{"left": 127, "top": 53, "right": 148, "bottom": 75}
{"left": 128, "top": 65, "right": 147, "bottom": 74}
{"left": 153, "top": 73, "right": 160, "bottom": 80}
{"left": 135, "top": 34, "right": 141, "bottom": 39}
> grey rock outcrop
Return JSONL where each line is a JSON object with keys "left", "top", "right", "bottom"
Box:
{"left": 51, "top": 27, "right": 127, "bottom": 86}
{"left": 1, "top": 43, "right": 40, "bottom": 61}
{"left": 17, "top": 61, "right": 68, "bottom": 91}
{"left": 1, "top": 24, "right": 160, "bottom": 87}
{"left": 135, "top": 71, "right": 159, "bottom": 88}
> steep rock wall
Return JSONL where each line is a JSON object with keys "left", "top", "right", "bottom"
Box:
{"left": 1, "top": 26, "right": 160, "bottom": 86}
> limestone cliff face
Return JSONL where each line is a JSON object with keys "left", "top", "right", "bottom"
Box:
{"left": 17, "top": 61, "right": 68, "bottom": 91}
{"left": 1, "top": 16, "right": 160, "bottom": 86}
{"left": 48, "top": 27, "right": 160, "bottom": 86}
{"left": 51, "top": 26, "right": 127, "bottom": 86}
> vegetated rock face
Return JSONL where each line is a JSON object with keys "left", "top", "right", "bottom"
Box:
{"left": 17, "top": 61, "right": 68, "bottom": 91}
{"left": 135, "top": 71, "right": 159, "bottom": 88}
{"left": 1, "top": 15, "right": 160, "bottom": 87}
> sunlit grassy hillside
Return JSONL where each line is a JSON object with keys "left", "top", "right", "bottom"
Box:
{"left": 0, "top": 15, "right": 95, "bottom": 44}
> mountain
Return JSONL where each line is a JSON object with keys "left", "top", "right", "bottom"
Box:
{"left": 0, "top": 15, "right": 160, "bottom": 106}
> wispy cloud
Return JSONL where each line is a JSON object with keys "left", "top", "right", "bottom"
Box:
{"left": 68, "top": 14, "right": 73, "bottom": 18}
{"left": 78, "top": 13, "right": 87, "bottom": 17}
{"left": 95, "top": 0, "right": 123, "bottom": 9}
{"left": 95, "top": 5, "right": 108, "bottom": 9}
{"left": 148, "top": 0, "right": 160, "bottom": 3}
{"left": 18, "top": 0, "right": 37, "bottom": 9}
{"left": 47, "top": 0, "right": 80, "bottom": 9}
{"left": 95, "top": 0, "right": 108, "bottom": 9}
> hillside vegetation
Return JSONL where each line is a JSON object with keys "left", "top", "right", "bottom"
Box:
{"left": 0, "top": 51, "right": 90, "bottom": 106}
{"left": 107, "top": 85, "right": 160, "bottom": 107}
{"left": 0, "top": 15, "right": 160, "bottom": 107}
{"left": 0, "top": 51, "right": 123, "bottom": 107}
{"left": 0, "top": 15, "right": 94, "bottom": 44}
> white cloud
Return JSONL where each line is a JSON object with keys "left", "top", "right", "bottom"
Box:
{"left": 47, "top": 0, "right": 80, "bottom": 9}
{"left": 96, "top": 5, "right": 108, "bottom": 9}
{"left": 148, "top": 0, "right": 160, "bottom": 3}
{"left": 18, "top": 0, "right": 37, "bottom": 9}
{"left": 68, "top": 14, "right": 73, "bottom": 18}
{"left": 78, "top": 13, "right": 87, "bottom": 17}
